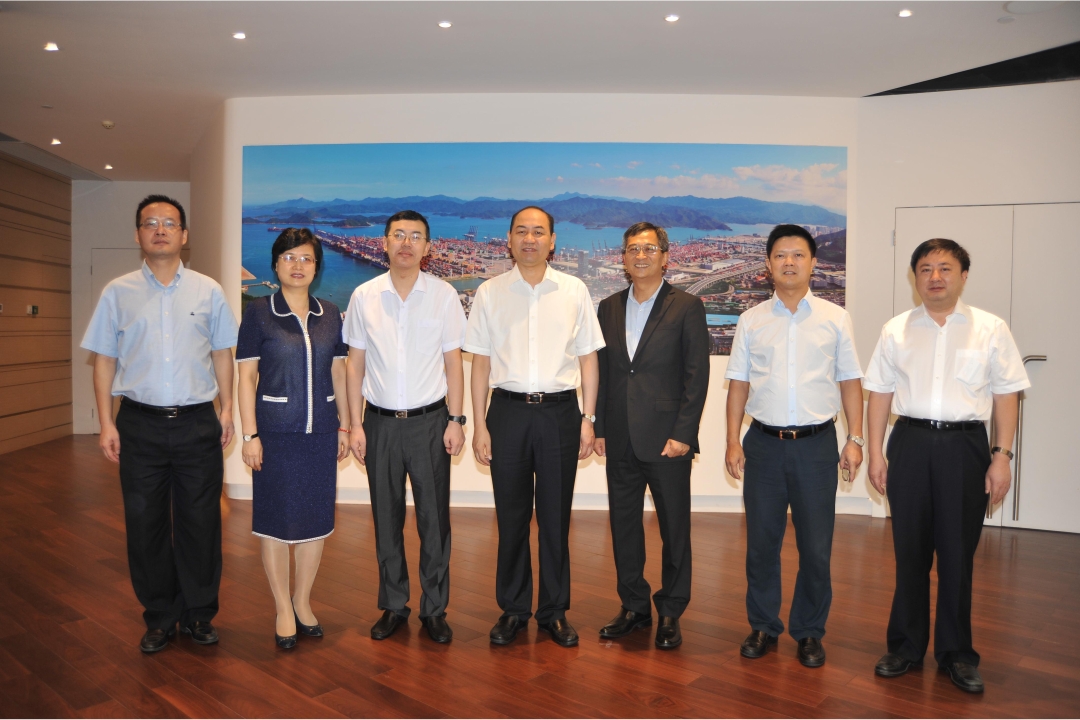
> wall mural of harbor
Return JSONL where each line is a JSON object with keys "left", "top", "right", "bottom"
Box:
{"left": 242, "top": 142, "right": 847, "bottom": 355}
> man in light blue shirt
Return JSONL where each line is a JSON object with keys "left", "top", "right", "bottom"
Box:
{"left": 625, "top": 282, "right": 662, "bottom": 360}
{"left": 81, "top": 195, "right": 238, "bottom": 653}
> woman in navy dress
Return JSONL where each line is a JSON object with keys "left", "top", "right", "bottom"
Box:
{"left": 236, "top": 228, "right": 349, "bottom": 648}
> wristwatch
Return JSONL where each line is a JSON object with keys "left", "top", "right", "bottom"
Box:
{"left": 448, "top": 415, "right": 467, "bottom": 426}
{"left": 847, "top": 434, "right": 865, "bottom": 447}
{"left": 992, "top": 446, "right": 1014, "bottom": 460}
{"left": 243, "top": 432, "right": 259, "bottom": 442}
{"left": 582, "top": 413, "right": 596, "bottom": 423}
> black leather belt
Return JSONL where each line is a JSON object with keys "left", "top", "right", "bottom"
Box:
{"left": 752, "top": 418, "right": 834, "bottom": 440}
{"left": 121, "top": 397, "right": 213, "bottom": 418}
{"left": 366, "top": 398, "right": 446, "bottom": 419}
{"left": 493, "top": 388, "right": 576, "bottom": 404}
{"left": 897, "top": 416, "right": 984, "bottom": 432}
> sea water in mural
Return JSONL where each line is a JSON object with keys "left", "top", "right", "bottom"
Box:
{"left": 242, "top": 143, "right": 847, "bottom": 355}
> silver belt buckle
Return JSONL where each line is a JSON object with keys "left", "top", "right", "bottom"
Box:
{"left": 164, "top": 407, "right": 180, "bottom": 419}
{"left": 395, "top": 410, "right": 409, "bottom": 419}
{"left": 779, "top": 429, "right": 797, "bottom": 440}
{"left": 525, "top": 393, "right": 543, "bottom": 404}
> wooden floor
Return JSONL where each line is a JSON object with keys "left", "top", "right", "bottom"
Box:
{"left": 1, "top": 437, "right": 1079, "bottom": 719}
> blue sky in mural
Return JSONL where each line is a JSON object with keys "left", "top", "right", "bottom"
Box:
{"left": 243, "top": 142, "right": 847, "bottom": 214}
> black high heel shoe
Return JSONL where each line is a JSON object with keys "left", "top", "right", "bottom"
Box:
{"left": 294, "top": 606, "right": 324, "bottom": 637}
{"left": 275, "top": 631, "right": 297, "bottom": 649}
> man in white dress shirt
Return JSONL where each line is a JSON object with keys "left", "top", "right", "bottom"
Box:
{"left": 725, "top": 224, "right": 864, "bottom": 668}
{"left": 465, "top": 206, "right": 605, "bottom": 647}
{"left": 344, "top": 210, "right": 468, "bottom": 644}
{"left": 865, "top": 238, "right": 1029, "bottom": 693}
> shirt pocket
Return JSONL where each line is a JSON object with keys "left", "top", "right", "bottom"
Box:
{"left": 414, "top": 318, "right": 443, "bottom": 354}
{"left": 955, "top": 349, "right": 990, "bottom": 389}
{"left": 748, "top": 345, "right": 774, "bottom": 381}
{"left": 261, "top": 395, "right": 289, "bottom": 403}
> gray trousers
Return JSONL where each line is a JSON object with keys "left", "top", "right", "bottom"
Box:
{"left": 363, "top": 404, "right": 452, "bottom": 619}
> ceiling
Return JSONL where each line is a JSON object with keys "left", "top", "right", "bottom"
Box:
{"left": 2, "top": 1, "right": 1078, "bottom": 182}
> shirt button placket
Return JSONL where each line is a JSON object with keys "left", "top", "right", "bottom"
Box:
{"left": 398, "top": 298, "right": 408, "bottom": 408}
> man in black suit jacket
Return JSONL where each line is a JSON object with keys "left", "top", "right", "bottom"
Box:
{"left": 594, "top": 222, "right": 711, "bottom": 649}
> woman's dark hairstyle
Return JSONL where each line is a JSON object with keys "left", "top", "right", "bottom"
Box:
{"left": 509, "top": 205, "right": 556, "bottom": 234}
{"left": 271, "top": 228, "right": 323, "bottom": 276}
{"left": 766, "top": 224, "right": 816, "bottom": 258}
{"left": 623, "top": 222, "right": 670, "bottom": 252}
{"left": 910, "top": 238, "right": 971, "bottom": 274}
{"left": 384, "top": 209, "right": 431, "bottom": 239}
{"left": 136, "top": 194, "right": 187, "bottom": 230}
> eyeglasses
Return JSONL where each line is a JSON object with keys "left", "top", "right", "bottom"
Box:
{"left": 512, "top": 228, "right": 549, "bottom": 240}
{"left": 388, "top": 231, "right": 428, "bottom": 245}
{"left": 139, "top": 218, "right": 182, "bottom": 231}
{"left": 624, "top": 243, "right": 662, "bottom": 256}
{"left": 279, "top": 253, "right": 316, "bottom": 266}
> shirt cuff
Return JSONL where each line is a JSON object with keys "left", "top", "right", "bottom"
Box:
{"left": 236, "top": 356, "right": 260, "bottom": 362}
{"left": 462, "top": 343, "right": 490, "bottom": 355}
{"left": 441, "top": 340, "right": 464, "bottom": 353}
{"left": 861, "top": 380, "right": 895, "bottom": 393}
{"left": 345, "top": 340, "right": 367, "bottom": 350}
{"left": 81, "top": 341, "right": 118, "bottom": 358}
{"left": 836, "top": 371, "right": 865, "bottom": 382}
{"left": 724, "top": 370, "right": 750, "bottom": 382}
{"left": 991, "top": 379, "right": 1031, "bottom": 394}
{"left": 575, "top": 340, "right": 606, "bottom": 356}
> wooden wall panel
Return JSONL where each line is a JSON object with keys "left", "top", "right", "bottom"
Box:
{"left": 0, "top": 153, "right": 72, "bottom": 454}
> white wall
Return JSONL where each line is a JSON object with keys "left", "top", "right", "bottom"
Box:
{"left": 71, "top": 181, "right": 190, "bottom": 434}
{"left": 190, "top": 93, "right": 864, "bottom": 509}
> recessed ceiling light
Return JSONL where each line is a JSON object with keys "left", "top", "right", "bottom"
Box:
{"left": 997, "top": 15, "right": 1016, "bottom": 23}
{"left": 665, "top": 14, "right": 679, "bottom": 22}
{"left": 102, "top": 120, "right": 115, "bottom": 129}
{"left": 44, "top": 42, "right": 59, "bottom": 51}
{"left": 104, "top": 164, "right": 113, "bottom": 170}
{"left": 898, "top": 9, "right": 912, "bottom": 17}
{"left": 50, "top": 139, "right": 61, "bottom": 145}
{"left": 438, "top": 21, "right": 452, "bottom": 28}
{"left": 41, "top": 104, "right": 53, "bottom": 109}
{"left": 232, "top": 32, "right": 246, "bottom": 40}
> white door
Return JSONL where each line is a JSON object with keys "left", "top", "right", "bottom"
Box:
{"left": 89, "top": 248, "right": 144, "bottom": 432}
{"left": 1003, "top": 203, "right": 1080, "bottom": 534}
{"left": 894, "top": 205, "right": 1016, "bottom": 524}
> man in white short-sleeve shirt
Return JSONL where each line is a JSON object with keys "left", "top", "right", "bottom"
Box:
{"left": 343, "top": 210, "right": 467, "bottom": 644}
{"left": 865, "top": 238, "right": 1029, "bottom": 693}
{"left": 465, "top": 206, "right": 605, "bottom": 648}
{"left": 724, "top": 224, "right": 864, "bottom": 669}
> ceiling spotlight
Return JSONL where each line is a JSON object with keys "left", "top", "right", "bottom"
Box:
{"left": 438, "top": 21, "right": 452, "bottom": 28}
{"left": 104, "top": 164, "right": 113, "bottom": 170}
{"left": 102, "top": 120, "right": 115, "bottom": 129}
{"left": 232, "top": 32, "right": 246, "bottom": 40}
{"left": 41, "top": 104, "right": 53, "bottom": 109}
{"left": 44, "top": 42, "right": 59, "bottom": 51}
{"left": 50, "top": 139, "right": 61, "bottom": 145}
{"left": 997, "top": 15, "right": 1016, "bottom": 23}
{"left": 898, "top": 9, "right": 912, "bottom": 17}
{"left": 665, "top": 14, "right": 679, "bottom": 22}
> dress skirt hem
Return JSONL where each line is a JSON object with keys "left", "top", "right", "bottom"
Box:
{"left": 252, "top": 528, "right": 335, "bottom": 545}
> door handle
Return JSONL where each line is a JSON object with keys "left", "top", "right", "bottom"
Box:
{"left": 1013, "top": 355, "right": 1047, "bottom": 522}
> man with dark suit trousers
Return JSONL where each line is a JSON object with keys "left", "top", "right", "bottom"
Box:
{"left": 594, "top": 222, "right": 710, "bottom": 649}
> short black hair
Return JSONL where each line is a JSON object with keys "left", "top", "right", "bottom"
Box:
{"left": 623, "top": 222, "right": 669, "bottom": 252}
{"left": 910, "top": 238, "right": 971, "bottom": 274}
{"left": 271, "top": 227, "right": 323, "bottom": 277}
{"left": 136, "top": 194, "right": 187, "bottom": 230}
{"left": 766, "top": 224, "right": 816, "bottom": 258}
{"left": 510, "top": 206, "right": 555, "bottom": 234}
{"left": 384, "top": 210, "right": 431, "bottom": 240}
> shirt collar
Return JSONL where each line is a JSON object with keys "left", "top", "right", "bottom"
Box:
{"left": 509, "top": 263, "right": 558, "bottom": 291}
{"left": 628, "top": 281, "right": 664, "bottom": 309}
{"left": 378, "top": 270, "right": 428, "bottom": 299}
{"left": 141, "top": 260, "right": 183, "bottom": 289}
{"left": 270, "top": 291, "right": 323, "bottom": 318}
{"left": 912, "top": 299, "right": 971, "bottom": 325}
{"left": 771, "top": 288, "right": 812, "bottom": 314}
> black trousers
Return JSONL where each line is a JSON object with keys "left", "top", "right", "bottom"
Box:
{"left": 607, "top": 446, "right": 692, "bottom": 618}
{"left": 487, "top": 392, "right": 581, "bottom": 624}
{"left": 363, "top": 405, "right": 452, "bottom": 619}
{"left": 743, "top": 422, "right": 839, "bottom": 640}
{"left": 885, "top": 421, "right": 990, "bottom": 667}
{"left": 115, "top": 401, "right": 224, "bottom": 630}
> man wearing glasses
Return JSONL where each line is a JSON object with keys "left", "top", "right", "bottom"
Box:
{"left": 82, "top": 195, "right": 238, "bottom": 653}
{"left": 594, "top": 222, "right": 710, "bottom": 649}
{"left": 343, "top": 210, "right": 467, "bottom": 644}
{"left": 466, "top": 206, "right": 605, "bottom": 647}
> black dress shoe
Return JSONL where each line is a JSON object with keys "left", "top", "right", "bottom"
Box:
{"left": 139, "top": 627, "right": 174, "bottom": 654}
{"left": 275, "top": 632, "right": 297, "bottom": 649}
{"left": 294, "top": 609, "right": 323, "bottom": 637}
{"left": 421, "top": 616, "right": 453, "bottom": 644}
{"left": 875, "top": 652, "right": 921, "bottom": 677}
{"left": 538, "top": 618, "right": 579, "bottom": 647}
{"left": 797, "top": 637, "right": 826, "bottom": 667}
{"left": 599, "top": 608, "right": 652, "bottom": 639}
{"left": 370, "top": 609, "right": 406, "bottom": 640}
{"left": 655, "top": 616, "right": 682, "bottom": 650}
{"left": 943, "top": 661, "right": 984, "bottom": 693}
{"left": 490, "top": 615, "right": 526, "bottom": 645}
{"left": 740, "top": 630, "right": 778, "bottom": 658}
{"left": 181, "top": 621, "right": 219, "bottom": 645}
